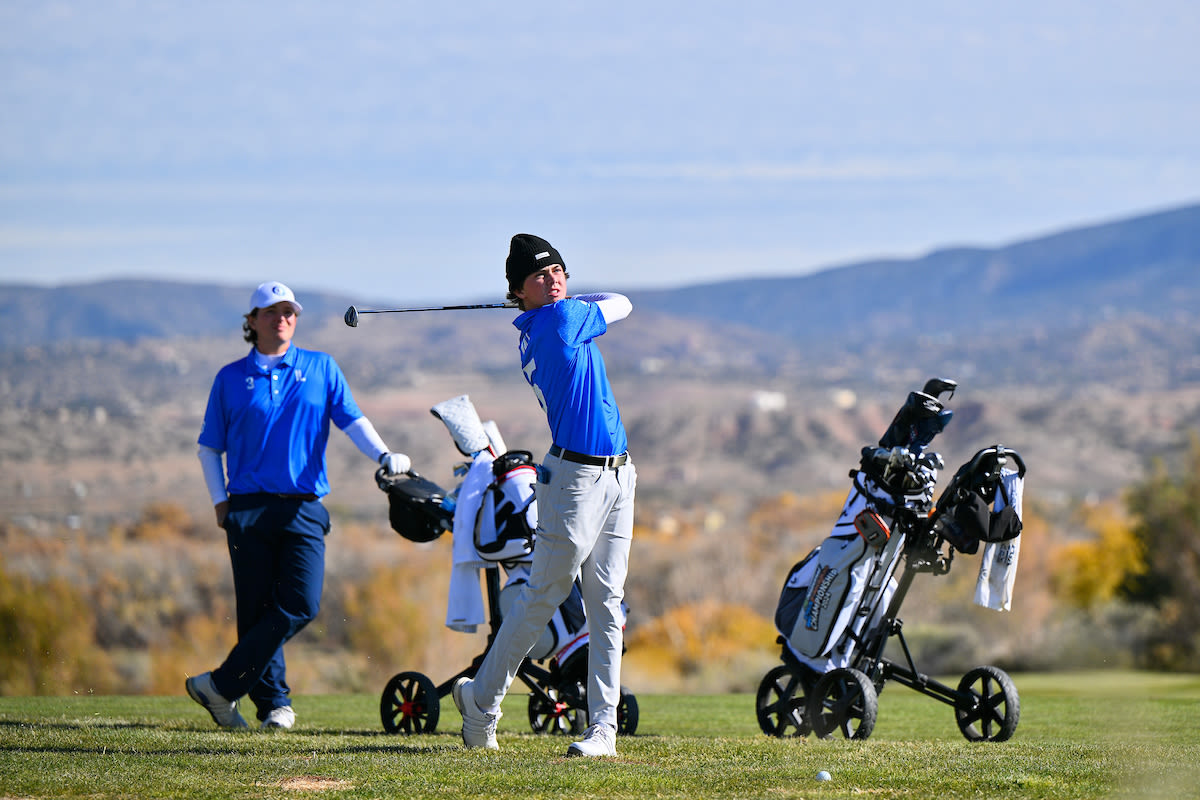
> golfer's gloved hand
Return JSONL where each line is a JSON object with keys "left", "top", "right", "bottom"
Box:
{"left": 379, "top": 451, "right": 411, "bottom": 476}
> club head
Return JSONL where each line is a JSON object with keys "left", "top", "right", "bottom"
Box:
{"left": 922, "top": 377, "right": 957, "bottom": 400}
{"left": 344, "top": 306, "right": 359, "bottom": 328}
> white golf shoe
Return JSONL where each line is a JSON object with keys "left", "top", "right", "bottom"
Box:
{"left": 185, "top": 672, "right": 248, "bottom": 730}
{"left": 567, "top": 723, "right": 617, "bottom": 757}
{"left": 452, "top": 678, "right": 500, "bottom": 750}
{"left": 261, "top": 706, "right": 296, "bottom": 730}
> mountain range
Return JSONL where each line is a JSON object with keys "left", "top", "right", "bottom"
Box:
{"left": 635, "top": 202, "right": 1200, "bottom": 346}
{"left": 3, "top": 202, "right": 1198, "bottom": 387}
{"left": 2, "top": 202, "right": 1199, "bottom": 533}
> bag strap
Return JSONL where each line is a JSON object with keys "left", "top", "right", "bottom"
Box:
{"left": 994, "top": 474, "right": 1013, "bottom": 509}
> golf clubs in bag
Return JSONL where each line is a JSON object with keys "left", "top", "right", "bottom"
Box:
{"left": 757, "top": 378, "right": 1026, "bottom": 742}
{"left": 375, "top": 394, "right": 638, "bottom": 737}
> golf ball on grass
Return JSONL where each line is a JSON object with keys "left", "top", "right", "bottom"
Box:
{"left": 816, "top": 770, "right": 832, "bottom": 782}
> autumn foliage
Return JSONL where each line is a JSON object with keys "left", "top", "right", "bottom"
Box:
{"left": 4, "top": 439, "right": 1200, "bottom": 698}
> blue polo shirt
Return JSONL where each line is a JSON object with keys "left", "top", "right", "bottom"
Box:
{"left": 199, "top": 345, "right": 363, "bottom": 497}
{"left": 514, "top": 298, "right": 627, "bottom": 457}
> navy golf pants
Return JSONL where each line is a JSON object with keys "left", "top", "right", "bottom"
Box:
{"left": 212, "top": 494, "right": 330, "bottom": 720}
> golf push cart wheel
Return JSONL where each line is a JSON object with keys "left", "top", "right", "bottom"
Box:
{"left": 755, "top": 664, "right": 812, "bottom": 737}
{"left": 528, "top": 684, "right": 586, "bottom": 736}
{"left": 954, "top": 665, "right": 1020, "bottom": 742}
{"left": 617, "top": 686, "right": 639, "bottom": 735}
{"left": 807, "top": 667, "right": 878, "bottom": 740}
{"left": 528, "top": 684, "right": 638, "bottom": 736}
{"left": 380, "top": 670, "right": 439, "bottom": 734}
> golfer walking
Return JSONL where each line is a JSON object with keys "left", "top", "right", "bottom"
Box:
{"left": 188, "top": 280, "right": 410, "bottom": 730}
{"left": 454, "top": 234, "right": 637, "bottom": 757}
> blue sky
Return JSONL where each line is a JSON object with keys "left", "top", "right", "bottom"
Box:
{"left": 2, "top": 1, "right": 1198, "bottom": 304}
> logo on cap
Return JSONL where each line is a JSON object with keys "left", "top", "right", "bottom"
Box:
{"left": 535, "top": 251, "right": 550, "bottom": 260}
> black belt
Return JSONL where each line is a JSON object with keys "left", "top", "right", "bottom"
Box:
{"left": 549, "top": 444, "right": 629, "bottom": 469}
{"left": 233, "top": 492, "right": 319, "bottom": 502}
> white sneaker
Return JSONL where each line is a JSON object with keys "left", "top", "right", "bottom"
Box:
{"left": 567, "top": 723, "right": 617, "bottom": 757}
{"left": 186, "top": 672, "right": 248, "bottom": 730}
{"left": 261, "top": 706, "right": 295, "bottom": 730}
{"left": 452, "top": 678, "right": 500, "bottom": 750}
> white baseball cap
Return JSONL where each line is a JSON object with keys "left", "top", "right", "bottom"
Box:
{"left": 249, "top": 281, "right": 303, "bottom": 314}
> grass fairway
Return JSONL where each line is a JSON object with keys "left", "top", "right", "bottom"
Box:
{"left": 1, "top": 671, "right": 1198, "bottom": 799}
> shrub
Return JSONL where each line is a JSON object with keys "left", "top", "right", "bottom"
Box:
{"left": 1052, "top": 501, "right": 1145, "bottom": 609}
{"left": 0, "top": 563, "right": 115, "bottom": 695}
{"left": 625, "top": 601, "right": 778, "bottom": 693}
{"left": 1122, "top": 436, "right": 1200, "bottom": 670}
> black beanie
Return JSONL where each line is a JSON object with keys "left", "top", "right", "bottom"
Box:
{"left": 506, "top": 234, "right": 565, "bottom": 291}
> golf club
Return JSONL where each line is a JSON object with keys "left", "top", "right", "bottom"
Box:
{"left": 344, "top": 302, "right": 515, "bottom": 327}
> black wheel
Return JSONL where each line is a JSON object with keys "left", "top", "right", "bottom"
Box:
{"left": 528, "top": 685, "right": 586, "bottom": 735}
{"left": 955, "top": 665, "right": 1020, "bottom": 742}
{"left": 807, "top": 668, "right": 878, "bottom": 740}
{"left": 755, "top": 664, "right": 811, "bottom": 737}
{"left": 617, "top": 686, "right": 639, "bottom": 735}
{"left": 380, "top": 671, "right": 439, "bottom": 734}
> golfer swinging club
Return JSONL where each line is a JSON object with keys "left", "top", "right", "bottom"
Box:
{"left": 454, "top": 234, "right": 637, "bottom": 757}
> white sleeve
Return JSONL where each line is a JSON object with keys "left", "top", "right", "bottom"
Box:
{"left": 344, "top": 416, "right": 389, "bottom": 462}
{"left": 575, "top": 292, "right": 632, "bottom": 323}
{"left": 197, "top": 445, "right": 228, "bottom": 505}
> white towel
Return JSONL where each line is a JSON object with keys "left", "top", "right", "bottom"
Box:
{"left": 974, "top": 469, "right": 1024, "bottom": 611}
{"left": 445, "top": 563, "right": 486, "bottom": 633}
{"left": 445, "top": 453, "right": 496, "bottom": 632}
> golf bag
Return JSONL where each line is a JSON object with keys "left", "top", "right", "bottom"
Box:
{"left": 775, "top": 384, "right": 950, "bottom": 670}
{"left": 757, "top": 378, "right": 1027, "bottom": 742}
{"left": 774, "top": 475, "right": 905, "bottom": 671}
{"left": 473, "top": 450, "right": 538, "bottom": 563}
{"left": 500, "top": 562, "right": 590, "bottom": 672}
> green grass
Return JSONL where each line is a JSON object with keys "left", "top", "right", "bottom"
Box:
{"left": 2, "top": 671, "right": 1199, "bottom": 799}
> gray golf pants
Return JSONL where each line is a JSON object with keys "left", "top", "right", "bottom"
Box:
{"left": 471, "top": 450, "right": 636, "bottom": 729}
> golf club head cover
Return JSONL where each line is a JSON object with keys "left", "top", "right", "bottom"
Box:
{"left": 879, "top": 391, "right": 953, "bottom": 450}
{"left": 430, "top": 395, "right": 491, "bottom": 457}
{"left": 482, "top": 420, "right": 507, "bottom": 456}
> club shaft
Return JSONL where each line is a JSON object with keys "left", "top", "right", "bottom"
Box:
{"left": 357, "top": 303, "right": 509, "bottom": 313}
{"left": 344, "top": 302, "right": 511, "bottom": 326}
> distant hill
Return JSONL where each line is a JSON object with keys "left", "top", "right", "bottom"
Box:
{"left": 1, "top": 203, "right": 1197, "bottom": 357}
{"left": 631, "top": 202, "right": 1200, "bottom": 352}
{"left": 0, "top": 280, "right": 362, "bottom": 350}
{"left": 3, "top": 204, "right": 1199, "bottom": 407}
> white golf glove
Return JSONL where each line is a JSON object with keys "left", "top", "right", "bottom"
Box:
{"left": 379, "top": 451, "right": 411, "bottom": 476}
